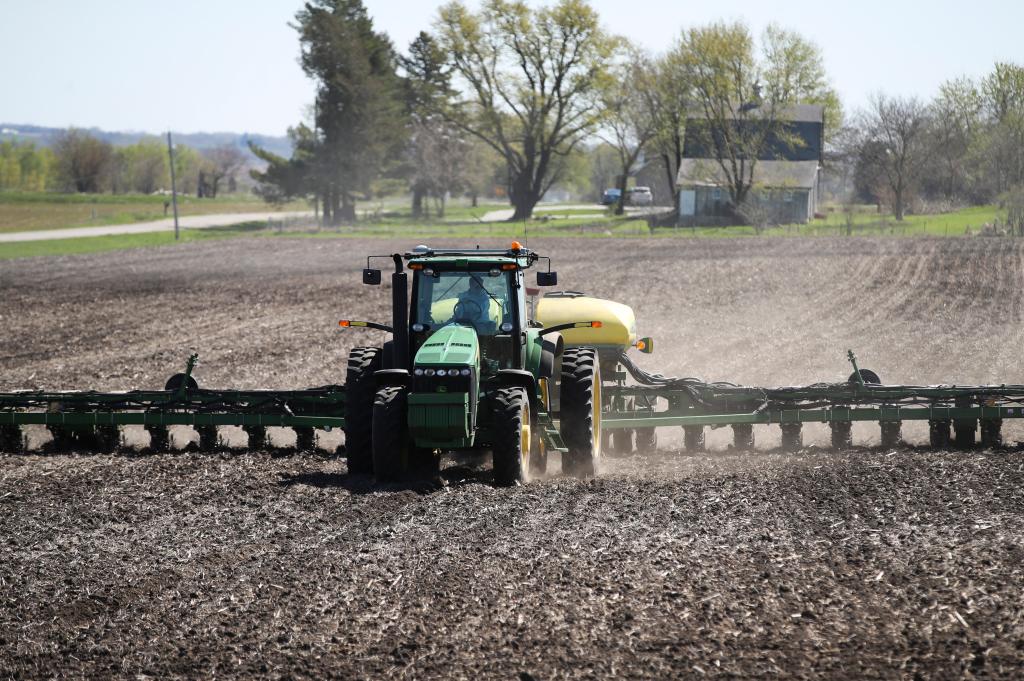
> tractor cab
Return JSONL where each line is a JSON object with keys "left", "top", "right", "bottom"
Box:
{"left": 408, "top": 254, "right": 528, "bottom": 374}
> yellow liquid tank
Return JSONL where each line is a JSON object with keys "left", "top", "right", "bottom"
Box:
{"left": 535, "top": 293, "right": 637, "bottom": 350}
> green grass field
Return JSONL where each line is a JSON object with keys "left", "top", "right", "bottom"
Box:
{"left": 0, "top": 191, "right": 309, "bottom": 233}
{"left": 0, "top": 199, "right": 1014, "bottom": 261}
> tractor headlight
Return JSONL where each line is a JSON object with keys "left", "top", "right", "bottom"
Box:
{"left": 436, "top": 368, "right": 447, "bottom": 377}
{"left": 460, "top": 368, "right": 471, "bottom": 376}
{"left": 414, "top": 368, "right": 424, "bottom": 376}
{"left": 425, "top": 369, "right": 436, "bottom": 377}
{"left": 500, "top": 322, "right": 513, "bottom": 333}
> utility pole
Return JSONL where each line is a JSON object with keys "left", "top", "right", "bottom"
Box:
{"left": 166, "top": 131, "right": 180, "bottom": 240}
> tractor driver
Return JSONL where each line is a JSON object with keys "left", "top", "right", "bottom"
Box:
{"left": 454, "top": 275, "right": 498, "bottom": 331}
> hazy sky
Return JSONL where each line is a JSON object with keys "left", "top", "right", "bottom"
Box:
{"left": 4, "top": 0, "right": 1022, "bottom": 137}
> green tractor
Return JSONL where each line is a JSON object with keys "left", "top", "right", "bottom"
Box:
{"left": 341, "top": 244, "right": 611, "bottom": 485}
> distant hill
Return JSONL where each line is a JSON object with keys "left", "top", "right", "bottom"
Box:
{"left": 0, "top": 123, "right": 293, "bottom": 161}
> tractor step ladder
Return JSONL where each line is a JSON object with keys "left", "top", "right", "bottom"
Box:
{"left": 537, "top": 412, "right": 567, "bottom": 453}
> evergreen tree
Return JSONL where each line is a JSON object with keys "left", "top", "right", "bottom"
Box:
{"left": 294, "top": 0, "right": 407, "bottom": 224}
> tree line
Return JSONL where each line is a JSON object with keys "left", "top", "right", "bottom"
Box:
{"left": 252, "top": 0, "right": 843, "bottom": 224}
{"left": 843, "top": 62, "right": 1024, "bottom": 219}
{"left": 252, "top": 0, "right": 1024, "bottom": 226}
{"left": 0, "top": 130, "right": 247, "bottom": 198}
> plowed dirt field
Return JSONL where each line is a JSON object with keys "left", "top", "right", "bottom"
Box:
{"left": 2, "top": 236, "right": 1024, "bottom": 679}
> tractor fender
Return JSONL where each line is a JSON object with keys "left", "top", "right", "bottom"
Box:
{"left": 539, "top": 334, "right": 563, "bottom": 379}
{"left": 375, "top": 369, "right": 411, "bottom": 389}
{"left": 495, "top": 369, "right": 539, "bottom": 415}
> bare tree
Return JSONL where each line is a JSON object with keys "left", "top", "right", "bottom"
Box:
{"left": 436, "top": 0, "right": 618, "bottom": 220}
{"left": 201, "top": 144, "right": 246, "bottom": 198}
{"left": 928, "top": 78, "right": 982, "bottom": 200}
{"left": 52, "top": 129, "right": 114, "bottom": 193}
{"left": 857, "top": 94, "right": 932, "bottom": 220}
{"left": 410, "top": 117, "right": 468, "bottom": 217}
{"left": 649, "top": 54, "right": 691, "bottom": 213}
{"left": 599, "top": 48, "right": 660, "bottom": 215}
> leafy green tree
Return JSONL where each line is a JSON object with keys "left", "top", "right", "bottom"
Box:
{"left": 436, "top": 0, "right": 618, "bottom": 220}
{"left": 673, "top": 21, "right": 839, "bottom": 209}
{"left": 250, "top": 125, "right": 318, "bottom": 205}
{"left": 981, "top": 62, "right": 1024, "bottom": 194}
{"left": 927, "top": 77, "right": 983, "bottom": 200}
{"left": 126, "top": 139, "right": 171, "bottom": 194}
{"left": 293, "top": 0, "right": 407, "bottom": 224}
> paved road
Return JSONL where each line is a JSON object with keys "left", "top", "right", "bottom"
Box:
{"left": 0, "top": 211, "right": 314, "bottom": 243}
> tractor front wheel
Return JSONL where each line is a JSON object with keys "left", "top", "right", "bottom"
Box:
{"left": 372, "top": 386, "right": 410, "bottom": 482}
{"left": 492, "top": 387, "right": 531, "bottom": 486}
{"left": 345, "top": 347, "right": 382, "bottom": 475}
{"left": 559, "top": 347, "right": 602, "bottom": 478}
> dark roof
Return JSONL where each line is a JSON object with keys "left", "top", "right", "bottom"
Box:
{"left": 682, "top": 103, "right": 825, "bottom": 163}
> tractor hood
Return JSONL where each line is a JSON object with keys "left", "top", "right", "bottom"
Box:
{"left": 414, "top": 324, "right": 479, "bottom": 367}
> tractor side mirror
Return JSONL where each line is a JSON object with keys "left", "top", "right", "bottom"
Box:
{"left": 636, "top": 337, "right": 654, "bottom": 354}
{"left": 537, "top": 271, "right": 557, "bottom": 286}
{"left": 363, "top": 268, "right": 382, "bottom": 285}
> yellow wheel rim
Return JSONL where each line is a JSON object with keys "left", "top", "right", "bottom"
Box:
{"left": 521, "top": 400, "right": 531, "bottom": 480}
{"left": 592, "top": 370, "right": 602, "bottom": 460}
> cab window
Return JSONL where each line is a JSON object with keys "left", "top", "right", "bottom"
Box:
{"left": 414, "top": 270, "right": 511, "bottom": 335}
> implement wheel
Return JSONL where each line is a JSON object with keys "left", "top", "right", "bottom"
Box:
{"left": 492, "top": 387, "right": 532, "bottom": 486}
{"left": 610, "top": 428, "right": 634, "bottom": 456}
{"left": 94, "top": 425, "right": 121, "bottom": 453}
{"left": 732, "top": 424, "right": 754, "bottom": 451}
{"left": 0, "top": 425, "right": 24, "bottom": 453}
{"left": 928, "top": 419, "right": 951, "bottom": 449}
{"left": 146, "top": 425, "right": 171, "bottom": 452}
{"left": 344, "top": 347, "right": 382, "bottom": 474}
{"left": 683, "top": 426, "right": 704, "bottom": 452}
{"left": 559, "top": 347, "right": 602, "bottom": 478}
{"left": 165, "top": 373, "right": 198, "bottom": 392}
{"left": 635, "top": 427, "right": 657, "bottom": 452}
{"left": 848, "top": 369, "right": 881, "bottom": 385}
{"left": 830, "top": 421, "right": 852, "bottom": 450}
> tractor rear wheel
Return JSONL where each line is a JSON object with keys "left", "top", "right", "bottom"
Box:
{"left": 492, "top": 387, "right": 532, "bottom": 486}
{"left": 559, "top": 347, "right": 602, "bottom": 478}
{"left": 345, "top": 347, "right": 382, "bottom": 475}
{"left": 372, "top": 386, "right": 410, "bottom": 482}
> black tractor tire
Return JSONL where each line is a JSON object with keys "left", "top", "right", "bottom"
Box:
{"left": 559, "top": 347, "right": 602, "bottom": 478}
{"left": 492, "top": 387, "right": 532, "bottom": 486}
{"left": 344, "top": 347, "right": 383, "bottom": 475}
{"left": 372, "top": 386, "right": 410, "bottom": 482}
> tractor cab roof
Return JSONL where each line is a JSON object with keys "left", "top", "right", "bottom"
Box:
{"left": 404, "top": 243, "right": 540, "bottom": 271}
